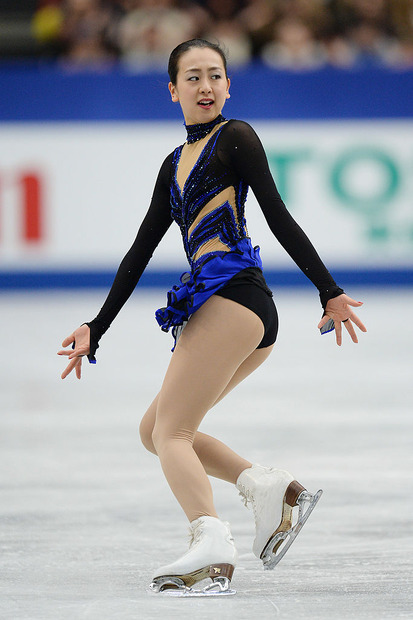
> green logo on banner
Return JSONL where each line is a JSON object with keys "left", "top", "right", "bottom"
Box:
{"left": 266, "top": 150, "right": 312, "bottom": 201}
{"left": 330, "top": 147, "right": 399, "bottom": 212}
{"left": 267, "top": 145, "right": 408, "bottom": 247}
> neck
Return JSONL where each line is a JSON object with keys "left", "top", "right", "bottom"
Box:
{"left": 185, "top": 114, "right": 226, "bottom": 144}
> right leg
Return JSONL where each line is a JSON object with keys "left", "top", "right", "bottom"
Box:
{"left": 139, "top": 344, "right": 273, "bottom": 483}
{"left": 150, "top": 295, "right": 265, "bottom": 522}
{"left": 149, "top": 295, "right": 265, "bottom": 592}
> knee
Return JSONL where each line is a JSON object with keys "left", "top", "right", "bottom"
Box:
{"left": 151, "top": 423, "right": 164, "bottom": 453}
{"left": 139, "top": 415, "right": 156, "bottom": 454}
{"left": 152, "top": 421, "right": 194, "bottom": 454}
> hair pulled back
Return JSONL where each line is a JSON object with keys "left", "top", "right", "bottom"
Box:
{"left": 168, "top": 39, "right": 228, "bottom": 85}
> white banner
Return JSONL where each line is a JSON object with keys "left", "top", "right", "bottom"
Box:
{"left": 1, "top": 120, "right": 412, "bottom": 271}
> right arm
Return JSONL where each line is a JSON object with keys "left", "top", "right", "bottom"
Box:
{"left": 58, "top": 152, "right": 174, "bottom": 378}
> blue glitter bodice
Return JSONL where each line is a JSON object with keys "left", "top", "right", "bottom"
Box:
{"left": 88, "top": 115, "right": 341, "bottom": 356}
{"left": 170, "top": 117, "right": 249, "bottom": 269}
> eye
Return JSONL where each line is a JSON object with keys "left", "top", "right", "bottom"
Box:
{"left": 188, "top": 76, "right": 199, "bottom": 81}
{"left": 211, "top": 74, "right": 222, "bottom": 80}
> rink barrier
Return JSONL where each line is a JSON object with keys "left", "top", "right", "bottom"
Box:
{"left": 1, "top": 268, "right": 412, "bottom": 290}
{"left": 1, "top": 66, "right": 413, "bottom": 121}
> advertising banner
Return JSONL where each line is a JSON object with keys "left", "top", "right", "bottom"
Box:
{"left": 1, "top": 120, "right": 412, "bottom": 284}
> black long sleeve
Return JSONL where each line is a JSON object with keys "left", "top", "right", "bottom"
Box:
{"left": 216, "top": 120, "right": 343, "bottom": 305}
{"left": 86, "top": 120, "right": 343, "bottom": 360}
{"left": 86, "top": 152, "right": 174, "bottom": 359}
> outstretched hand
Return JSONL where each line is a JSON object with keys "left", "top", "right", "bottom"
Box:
{"left": 318, "top": 294, "right": 367, "bottom": 346}
{"left": 58, "top": 324, "right": 91, "bottom": 379}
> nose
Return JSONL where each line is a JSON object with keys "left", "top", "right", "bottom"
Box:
{"left": 199, "top": 77, "right": 212, "bottom": 94}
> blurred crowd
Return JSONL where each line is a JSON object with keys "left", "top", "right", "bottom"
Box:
{"left": 4, "top": 0, "right": 413, "bottom": 70}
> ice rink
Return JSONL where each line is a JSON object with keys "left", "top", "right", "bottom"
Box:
{"left": 1, "top": 287, "right": 412, "bottom": 619}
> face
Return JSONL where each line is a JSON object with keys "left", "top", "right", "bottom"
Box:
{"left": 168, "top": 47, "right": 230, "bottom": 126}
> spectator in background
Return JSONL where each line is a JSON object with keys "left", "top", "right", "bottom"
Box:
{"left": 59, "top": 0, "right": 116, "bottom": 68}
{"left": 394, "top": 37, "right": 413, "bottom": 68}
{"left": 388, "top": 0, "right": 413, "bottom": 67}
{"left": 389, "top": 0, "right": 413, "bottom": 39}
{"left": 273, "top": 0, "right": 333, "bottom": 46}
{"left": 328, "top": 0, "right": 402, "bottom": 67}
{"left": 238, "top": 0, "right": 278, "bottom": 59}
{"left": 258, "top": 0, "right": 335, "bottom": 70}
{"left": 261, "top": 17, "right": 327, "bottom": 70}
{"left": 115, "top": 0, "right": 198, "bottom": 70}
{"left": 202, "top": 0, "right": 251, "bottom": 67}
{"left": 323, "top": 32, "right": 358, "bottom": 67}
{"left": 28, "top": 0, "right": 413, "bottom": 69}
{"left": 31, "top": 0, "right": 65, "bottom": 58}
{"left": 345, "top": 19, "right": 401, "bottom": 67}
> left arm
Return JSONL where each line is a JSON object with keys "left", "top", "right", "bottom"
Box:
{"left": 217, "top": 121, "right": 366, "bottom": 344}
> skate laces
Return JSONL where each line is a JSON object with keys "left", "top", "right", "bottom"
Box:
{"left": 238, "top": 486, "right": 261, "bottom": 534}
{"left": 238, "top": 466, "right": 278, "bottom": 509}
{"left": 238, "top": 485, "right": 254, "bottom": 509}
{"left": 188, "top": 520, "right": 204, "bottom": 547}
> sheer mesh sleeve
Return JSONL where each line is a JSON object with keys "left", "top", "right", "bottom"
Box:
{"left": 217, "top": 120, "right": 343, "bottom": 306}
{"left": 86, "top": 152, "right": 174, "bottom": 360}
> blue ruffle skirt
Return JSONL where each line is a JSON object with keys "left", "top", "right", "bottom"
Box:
{"left": 155, "top": 237, "right": 263, "bottom": 348}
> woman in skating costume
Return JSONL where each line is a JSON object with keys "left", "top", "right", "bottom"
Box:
{"left": 58, "top": 39, "right": 366, "bottom": 596}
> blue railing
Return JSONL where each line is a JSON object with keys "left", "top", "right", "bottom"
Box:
{"left": 1, "top": 64, "right": 412, "bottom": 122}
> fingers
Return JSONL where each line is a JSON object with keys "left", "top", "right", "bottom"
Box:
{"left": 343, "top": 318, "right": 358, "bottom": 344}
{"left": 57, "top": 345, "right": 88, "bottom": 359}
{"left": 344, "top": 295, "right": 363, "bottom": 308}
{"left": 61, "top": 333, "right": 75, "bottom": 347}
{"left": 61, "top": 356, "right": 82, "bottom": 380}
{"left": 75, "top": 357, "right": 82, "bottom": 380}
{"left": 68, "top": 344, "right": 89, "bottom": 360}
{"left": 321, "top": 294, "right": 367, "bottom": 345}
{"left": 350, "top": 312, "right": 367, "bottom": 333}
{"left": 59, "top": 349, "right": 86, "bottom": 379}
{"left": 334, "top": 320, "right": 342, "bottom": 346}
{"left": 333, "top": 314, "right": 365, "bottom": 345}
{"left": 59, "top": 326, "right": 91, "bottom": 379}
{"left": 332, "top": 313, "right": 367, "bottom": 345}
{"left": 317, "top": 315, "right": 330, "bottom": 330}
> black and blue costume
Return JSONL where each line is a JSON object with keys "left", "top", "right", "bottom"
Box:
{"left": 87, "top": 115, "right": 343, "bottom": 360}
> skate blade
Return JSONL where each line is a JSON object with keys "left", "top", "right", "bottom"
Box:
{"left": 261, "top": 489, "right": 323, "bottom": 570}
{"left": 148, "top": 576, "right": 236, "bottom": 597}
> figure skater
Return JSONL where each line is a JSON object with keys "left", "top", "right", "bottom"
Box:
{"left": 58, "top": 38, "right": 366, "bottom": 596}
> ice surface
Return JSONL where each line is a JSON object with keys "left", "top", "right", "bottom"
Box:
{"left": 1, "top": 288, "right": 412, "bottom": 619}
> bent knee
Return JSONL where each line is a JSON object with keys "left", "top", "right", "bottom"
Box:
{"left": 139, "top": 416, "right": 156, "bottom": 454}
{"left": 152, "top": 423, "right": 195, "bottom": 453}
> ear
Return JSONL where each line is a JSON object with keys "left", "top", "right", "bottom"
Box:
{"left": 225, "top": 77, "right": 231, "bottom": 100}
{"left": 168, "top": 82, "right": 179, "bottom": 103}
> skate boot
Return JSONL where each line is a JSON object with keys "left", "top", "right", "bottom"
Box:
{"left": 236, "top": 464, "right": 322, "bottom": 570}
{"left": 149, "top": 516, "right": 237, "bottom": 597}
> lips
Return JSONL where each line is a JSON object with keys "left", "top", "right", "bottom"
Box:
{"left": 198, "top": 99, "right": 214, "bottom": 108}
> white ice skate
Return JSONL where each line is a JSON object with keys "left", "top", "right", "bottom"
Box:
{"left": 236, "top": 464, "right": 322, "bottom": 570}
{"left": 149, "top": 516, "right": 238, "bottom": 597}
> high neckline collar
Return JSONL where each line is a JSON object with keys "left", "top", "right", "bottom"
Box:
{"left": 185, "top": 114, "right": 226, "bottom": 144}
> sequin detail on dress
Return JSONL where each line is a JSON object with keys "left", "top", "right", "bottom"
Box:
{"left": 171, "top": 121, "right": 249, "bottom": 265}
{"left": 155, "top": 118, "right": 263, "bottom": 348}
{"left": 185, "top": 114, "right": 226, "bottom": 144}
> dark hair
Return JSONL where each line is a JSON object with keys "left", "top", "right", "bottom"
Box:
{"left": 168, "top": 39, "right": 228, "bottom": 85}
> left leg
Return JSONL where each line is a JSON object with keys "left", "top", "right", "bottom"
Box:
{"left": 151, "top": 295, "right": 265, "bottom": 523}
{"left": 139, "top": 344, "right": 273, "bottom": 482}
